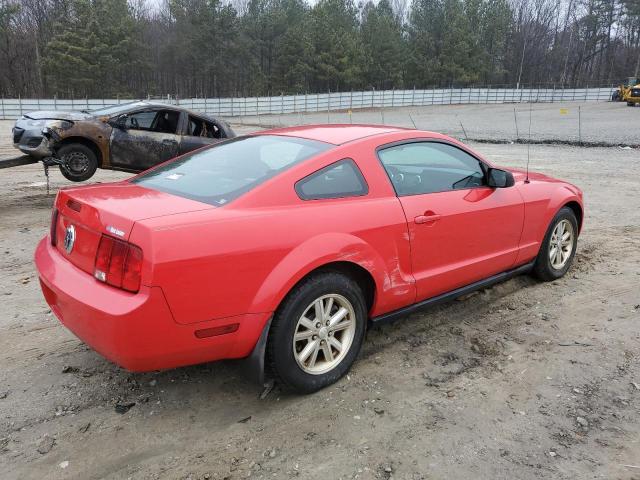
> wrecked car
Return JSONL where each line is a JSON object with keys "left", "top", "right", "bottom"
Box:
{"left": 12, "top": 101, "right": 235, "bottom": 181}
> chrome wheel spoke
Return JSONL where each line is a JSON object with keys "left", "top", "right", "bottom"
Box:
{"left": 330, "top": 319, "right": 352, "bottom": 332}
{"left": 328, "top": 307, "right": 348, "bottom": 328}
{"left": 323, "top": 297, "right": 334, "bottom": 319}
{"left": 328, "top": 336, "right": 342, "bottom": 352}
{"left": 299, "top": 316, "right": 315, "bottom": 331}
{"left": 314, "top": 299, "right": 324, "bottom": 321}
{"left": 321, "top": 342, "right": 334, "bottom": 362}
{"left": 294, "top": 330, "right": 314, "bottom": 341}
{"left": 307, "top": 343, "right": 320, "bottom": 368}
{"left": 298, "top": 339, "right": 319, "bottom": 363}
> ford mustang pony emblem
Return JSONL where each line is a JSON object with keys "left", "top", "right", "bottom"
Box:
{"left": 64, "top": 225, "right": 76, "bottom": 253}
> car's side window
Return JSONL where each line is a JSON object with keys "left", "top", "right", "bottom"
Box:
{"left": 123, "top": 110, "right": 155, "bottom": 130}
{"left": 295, "top": 159, "right": 368, "bottom": 200}
{"left": 187, "top": 116, "right": 223, "bottom": 139}
{"left": 124, "top": 110, "right": 180, "bottom": 135}
{"left": 378, "top": 142, "right": 486, "bottom": 196}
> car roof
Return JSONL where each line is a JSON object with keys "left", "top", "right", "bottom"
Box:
{"left": 259, "top": 124, "right": 411, "bottom": 145}
{"left": 114, "top": 101, "right": 223, "bottom": 122}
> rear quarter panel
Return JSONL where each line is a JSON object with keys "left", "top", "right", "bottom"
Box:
{"left": 130, "top": 139, "right": 416, "bottom": 326}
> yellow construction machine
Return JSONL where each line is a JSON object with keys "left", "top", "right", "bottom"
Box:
{"left": 612, "top": 77, "right": 640, "bottom": 106}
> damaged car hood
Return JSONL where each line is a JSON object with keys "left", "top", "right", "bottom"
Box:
{"left": 23, "top": 110, "right": 94, "bottom": 121}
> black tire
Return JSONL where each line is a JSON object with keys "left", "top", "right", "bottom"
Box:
{"left": 532, "top": 207, "right": 578, "bottom": 281}
{"left": 627, "top": 102, "right": 635, "bottom": 107}
{"left": 58, "top": 143, "right": 98, "bottom": 182}
{"left": 266, "top": 271, "right": 367, "bottom": 393}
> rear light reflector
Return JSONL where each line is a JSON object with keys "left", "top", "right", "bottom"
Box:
{"left": 194, "top": 323, "right": 240, "bottom": 339}
{"left": 50, "top": 209, "right": 59, "bottom": 246}
{"left": 94, "top": 235, "right": 143, "bottom": 292}
{"left": 122, "top": 245, "right": 143, "bottom": 292}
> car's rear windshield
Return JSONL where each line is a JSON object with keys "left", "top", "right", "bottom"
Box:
{"left": 131, "top": 135, "right": 332, "bottom": 206}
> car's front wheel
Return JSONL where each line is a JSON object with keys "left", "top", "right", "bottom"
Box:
{"left": 532, "top": 207, "right": 578, "bottom": 281}
{"left": 58, "top": 143, "right": 98, "bottom": 182}
{"left": 267, "top": 271, "right": 367, "bottom": 393}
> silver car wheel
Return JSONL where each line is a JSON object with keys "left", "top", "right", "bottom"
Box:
{"left": 62, "top": 151, "right": 90, "bottom": 174}
{"left": 549, "top": 219, "right": 574, "bottom": 270}
{"left": 292, "top": 294, "right": 356, "bottom": 375}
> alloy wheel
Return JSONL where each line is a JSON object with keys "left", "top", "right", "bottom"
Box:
{"left": 292, "top": 294, "right": 356, "bottom": 375}
{"left": 549, "top": 219, "right": 574, "bottom": 269}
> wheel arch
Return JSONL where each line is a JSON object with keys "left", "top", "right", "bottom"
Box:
{"left": 248, "top": 233, "right": 388, "bottom": 318}
{"left": 562, "top": 200, "right": 583, "bottom": 233}
{"left": 55, "top": 136, "right": 103, "bottom": 166}
{"left": 280, "top": 261, "right": 376, "bottom": 315}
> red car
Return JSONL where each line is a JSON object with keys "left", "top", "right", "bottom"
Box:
{"left": 35, "top": 125, "right": 583, "bottom": 392}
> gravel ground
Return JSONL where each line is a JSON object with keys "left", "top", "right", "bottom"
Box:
{"left": 229, "top": 101, "right": 639, "bottom": 145}
{"left": 0, "top": 118, "right": 639, "bottom": 480}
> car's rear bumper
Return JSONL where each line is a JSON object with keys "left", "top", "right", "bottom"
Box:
{"left": 35, "top": 238, "right": 270, "bottom": 371}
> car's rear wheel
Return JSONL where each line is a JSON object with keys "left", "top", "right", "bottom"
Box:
{"left": 58, "top": 143, "right": 98, "bottom": 182}
{"left": 267, "top": 271, "right": 366, "bottom": 393}
{"left": 532, "top": 207, "right": 578, "bottom": 281}
{"left": 627, "top": 102, "right": 635, "bottom": 107}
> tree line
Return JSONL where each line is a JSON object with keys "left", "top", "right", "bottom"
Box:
{"left": 1, "top": 0, "right": 639, "bottom": 99}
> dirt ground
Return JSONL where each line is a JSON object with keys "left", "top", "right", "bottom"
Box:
{"left": 0, "top": 117, "right": 639, "bottom": 480}
{"left": 231, "top": 101, "right": 640, "bottom": 145}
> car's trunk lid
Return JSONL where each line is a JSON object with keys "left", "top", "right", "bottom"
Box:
{"left": 53, "top": 182, "right": 214, "bottom": 275}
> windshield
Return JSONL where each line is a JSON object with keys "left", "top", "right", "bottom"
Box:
{"left": 131, "top": 135, "right": 332, "bottom": 206}
{"left": 85, "top": 102, "right": 144, "bottom": 116}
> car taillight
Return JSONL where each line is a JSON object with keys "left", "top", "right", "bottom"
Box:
{"left": 94, "top": 235, "right": 143, "bottom": 293}
{"left": 50, "top": 208, "right": 59, "bottom": 246}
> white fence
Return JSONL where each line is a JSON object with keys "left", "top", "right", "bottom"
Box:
{"left": 0, "top": 87, "right": 614, "bottom": 120}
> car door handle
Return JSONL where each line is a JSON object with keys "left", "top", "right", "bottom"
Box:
{"left": 163, "top": 139, "right": 177, "bottom": 145}
{"left": 414, "top": 212, "right": 441, "bottom": 224}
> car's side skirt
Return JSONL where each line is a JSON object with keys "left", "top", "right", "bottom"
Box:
{"left": 370, "top": 261, "right": 535, "bottom": 326}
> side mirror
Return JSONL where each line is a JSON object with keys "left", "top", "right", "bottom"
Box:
{"left": 487, "top": 168, "right": 515, "bottom": 188}
{"left": 108, "top": 116, "right": 126, "bottom": 129}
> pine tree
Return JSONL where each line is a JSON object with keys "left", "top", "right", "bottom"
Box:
{"left": 307, "top": 0, "right": 363, "bottom": 92}
{"left": 43, "top": 0, "right": 144, "bottom": 97}
{"left": 361, "top": 0, "right": 407, "bottom": 89}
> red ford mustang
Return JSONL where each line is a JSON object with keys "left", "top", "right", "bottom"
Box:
{"left": 35, "top": 125, "right": 583, "bottom": 392}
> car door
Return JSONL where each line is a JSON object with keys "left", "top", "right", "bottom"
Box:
{"left": 377, "top": 141, "right": 524, "bottom": 301}
{"left": 109, "top": 108, "right": 182, "bottom": 171}
{"left": 178, "top": 115, "right": 226, "bottom": 155}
